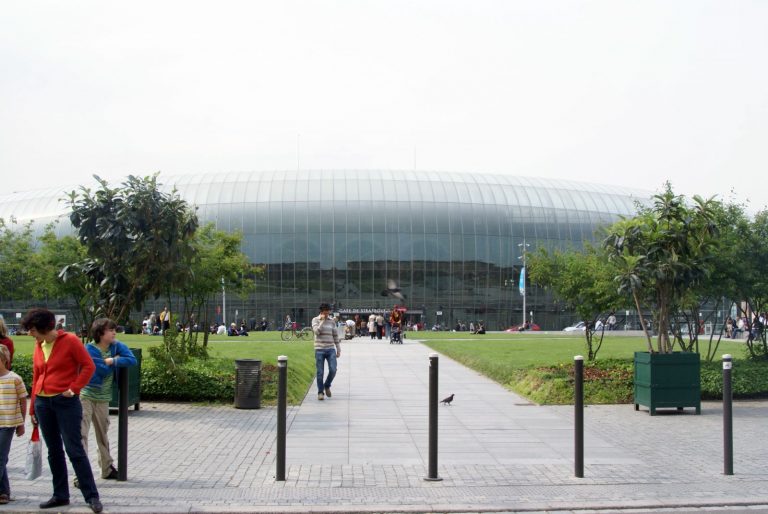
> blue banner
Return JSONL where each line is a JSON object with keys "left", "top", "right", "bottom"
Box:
{"left": 519, "top": 267, "right": 525, "bottom": 296}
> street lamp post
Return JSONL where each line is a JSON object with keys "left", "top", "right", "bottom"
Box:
{"left": 221, "top": 277, "right": 226, "bottom": 327}
{"left": 518, "top": 239, "right": 530, "bottom": 327}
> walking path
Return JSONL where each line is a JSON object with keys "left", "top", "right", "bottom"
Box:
{"left": 4, "top": 337, "right": 768, "bottom": 513}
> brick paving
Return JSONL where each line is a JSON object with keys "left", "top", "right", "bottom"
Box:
{"left": 3, "top": 338, "right": 768, "bottom": 513}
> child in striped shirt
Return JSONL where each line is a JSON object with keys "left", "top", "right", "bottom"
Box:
{"left": 0, "top": 344, "right": 27, "bottom": 504}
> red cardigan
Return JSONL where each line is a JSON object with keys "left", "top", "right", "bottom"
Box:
{"left": 29, "top": 330, "right": 95, "bottom": 417}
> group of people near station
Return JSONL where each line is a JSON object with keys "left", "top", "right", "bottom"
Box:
{"left": 725, "top": 313, "right": 766, "bottom": 341}
{"left": 306, "top": 307, "right": 410, "bottom": 341}
{"left": 0, "top": 308, "right": 137, "bottom": 513}
{"left": 140, "top": 307, "right": 172, "bottom": 335}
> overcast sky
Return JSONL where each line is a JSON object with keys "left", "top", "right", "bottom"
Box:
{"left": 1, "top": 1, "right": 766, "bottom": 211}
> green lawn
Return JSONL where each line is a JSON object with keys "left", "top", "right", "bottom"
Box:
{"left": 419, "top": 332, "right": 753, "bottom": 404}
{"left": 13, "top": 331, "right": 754, "bottom": 405}
{"left": 419, "top": 332, "right": 747, "bottom": 367}
{"left": 12, "top": 331, "right": 311, "bottom": 361}
{"left": 12, "top": 332, "right": 317, "bottom": 405}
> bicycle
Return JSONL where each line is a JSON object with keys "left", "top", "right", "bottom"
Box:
{"left": 280, "top": 322, "right": 312, "bottom": 341}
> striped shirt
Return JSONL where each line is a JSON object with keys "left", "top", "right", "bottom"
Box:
{"left": 0, "top": 371, "right": 26, "bottom": 427}
{"left": 311, "top": 315, "right": 340, "bottom": 351}
{"left": 81, "top": 346, "right": 114, "bottom": 402}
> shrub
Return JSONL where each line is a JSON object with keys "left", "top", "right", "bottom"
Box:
{"left": 511, "top": 358, "right": 768, "bottom": 404}
{"left": 511, "top": 359, "right": 633, "bottom": 404}
{"left": 701, "top": 360, "right": 768, "bottom": 399}
{"left": 12, "top": 352, "right": 282, "bottom": 405}
{"left": 140, "top": 358, "right": 233, "bottom": 401}
{"left": 140, "top": 357, "right": 279, "bottom": 404}
{"left": 11, "top": 354, "right": 32, "bottom": 393}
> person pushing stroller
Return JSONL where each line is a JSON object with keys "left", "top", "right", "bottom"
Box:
{"left": 389, "top": 306, "right": 404, "bottom": 344}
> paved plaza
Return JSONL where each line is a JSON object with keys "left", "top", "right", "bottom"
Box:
{"left": 4, "top": 337, "right": 768, "bottom": 513}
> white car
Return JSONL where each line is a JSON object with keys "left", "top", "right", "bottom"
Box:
{"left": 563, "top": 321, "right": 586, "bottom": 332}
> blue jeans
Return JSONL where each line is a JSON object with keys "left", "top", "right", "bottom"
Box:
{"left": 315, "top": 348, "right": 337, "bottom": 393}
{"left": 0, "top": 427, "right": 14, "bottom": 496}
{"left": 35, "top": 395, "right": 99, "bottom": 502}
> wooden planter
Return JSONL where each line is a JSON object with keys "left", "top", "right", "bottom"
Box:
{"left": 634, "top": 351, "right": 701, "bottom": 415}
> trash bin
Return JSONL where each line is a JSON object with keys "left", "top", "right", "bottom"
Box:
{"left": 235, "top": 359, "right": 262, "bottom": 409}
{"left": 109, "top": 348, "right": 142, "bottom": 411}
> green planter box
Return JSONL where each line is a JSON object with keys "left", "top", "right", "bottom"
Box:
{"left": 634, "top": 351, "right": 700, "bottom": 415}
{"left": 109, "top": 348, "right": 142, "bottom": 411}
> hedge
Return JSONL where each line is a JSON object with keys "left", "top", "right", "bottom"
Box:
{"left": 10, "top": 354, "right": 279, "bottom": 404}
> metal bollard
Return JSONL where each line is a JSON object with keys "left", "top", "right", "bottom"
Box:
{"left": 424, "top": 353, "right": 442, "bottom": 481}
{"left": 117, "top": 367, "right": 129, "bottom": 481}
{"left": 723, "top": 354, "right": 733, "bottom": 475}
{"left": 574, "top": 355, "right": 584, "bottom": 478}
{"left": 276, "top": 355, "right": 288, "bottom": 481}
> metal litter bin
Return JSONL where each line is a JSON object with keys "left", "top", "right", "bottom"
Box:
{"left": 235, "top": 359, "right": 262, "bottom": 409}
{"left": 109, "top": 348, "right": 142, "bottom": 411}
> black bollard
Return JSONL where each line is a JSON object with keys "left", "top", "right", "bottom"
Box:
{"left": 276, "top": 355, "right": 288, "bottom": 481}
{"left": 574, "top": 355, "right": 584, "bottom": 478}
{"left": 117, "top": 366, "right": 129, "bottom": 481}
{"left": 424, "top": 353, "right": 442, "bottom": 481}
{"left": 723, "top": 354, "right": 733, "bottom": 475}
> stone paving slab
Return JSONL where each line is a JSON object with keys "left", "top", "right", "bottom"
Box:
{"left": 1, "top": 337, "right": 767, "bottom": 513}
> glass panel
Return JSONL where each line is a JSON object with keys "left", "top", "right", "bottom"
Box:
{"left": 449, "top": 204, "right": 464, "bottom": 235}
{"left": 319, "top": 204, "right": 333, "bottom": 234}
{"left": 435, "top": 205, "right": 450, "bottom": 234}
{"left": 242, "top": 203, "right": 256, "bottom": 233}
{"left": 306, "top": 202, "right": 321, "bottom": 233}
{"left": 253, "top": 203, "right": 269, "bottom": 232}
{"left": 333, "top": 204, "right": 346, "bottom": 233}
{"left": 256, "top": 178, "right": 272, "bottom": 203}
{"left": 282, "top": 202, "right": 295, "bottom": 233}
{"left": 418, "top": 181, "right": 434, "bottom": 202}
{"left": 443, "top": 182, "right": 459, "bottom": 202}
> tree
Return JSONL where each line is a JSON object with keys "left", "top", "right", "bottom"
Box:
{"left": 726, "top": 209, "right": 768, "bottom": 359}
{"left": 37, "top": 226, "right": 93, "bottom": 333}
{"left": 64, "top": 174, "right": 198, "bottom": 324}
{"left": 674, "top": 200, "right": 750, "bottom": 360}
{"left": 528, "top": 244, "right": 625, "bottom": 360}
{"left": 170, "top": 223, "right": 258, "bottom": 357}
{"left": 0, "top": 217, "right": 48, "bottom": 303}
{"left": 603, "top": 183, "right": 719, "bottom": 353}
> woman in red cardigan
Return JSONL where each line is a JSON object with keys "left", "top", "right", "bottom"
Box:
{"left": 22, "top": 308, "right": 103, "bottom": 514}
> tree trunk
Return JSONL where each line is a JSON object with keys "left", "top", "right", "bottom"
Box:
{"left": 634, "top": 291, "right": 653, "bottom": 352}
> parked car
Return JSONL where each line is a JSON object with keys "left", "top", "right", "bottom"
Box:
{"left": 563, "top": 321, "right": 586, "bottom": 332}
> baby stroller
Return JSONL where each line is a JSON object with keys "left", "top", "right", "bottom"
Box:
{"left": 389, "top": 323, "right": 403, "bottom": 344}
{"left": 343, "top": 323, "right": 355, "bottom": 340}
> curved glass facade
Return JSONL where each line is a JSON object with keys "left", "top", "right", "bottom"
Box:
{"left": 0, "top": 170, "right": 648, "bottom": 330}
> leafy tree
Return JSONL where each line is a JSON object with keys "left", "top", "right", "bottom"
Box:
{"left": 0, "top": 218, "right": 47, "bottom": 302}
{"left": 64, "top": 174, "right": 198, "bottom": 325}
{"left": 37, "top": 226, "right": 93, "bottom": 333}
{"left": 675, "top": 200, "right": 751, "bottom": 360}
{"left": 528, "top": 244, "right": 625, "bottom": 360}
{"left": 728, "top": 209, "right": 768, "bottom": 359}
{"left": 603, "top": 183, "right": 719, "bottom": 353}
{"left": 168, "top": 223, "right": 258, "bottom": 358}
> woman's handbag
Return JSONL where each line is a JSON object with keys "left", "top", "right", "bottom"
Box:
{"left": 25, "top": 426, "right": 42, "bottom": 480}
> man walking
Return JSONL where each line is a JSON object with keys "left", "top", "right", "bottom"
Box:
{"left": 311, "top": 303, "right": 340, "bottom": 401}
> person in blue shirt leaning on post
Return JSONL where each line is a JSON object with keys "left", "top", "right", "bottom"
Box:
{"left": 78, "top": 319, "right": 136, "bottom": 486}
